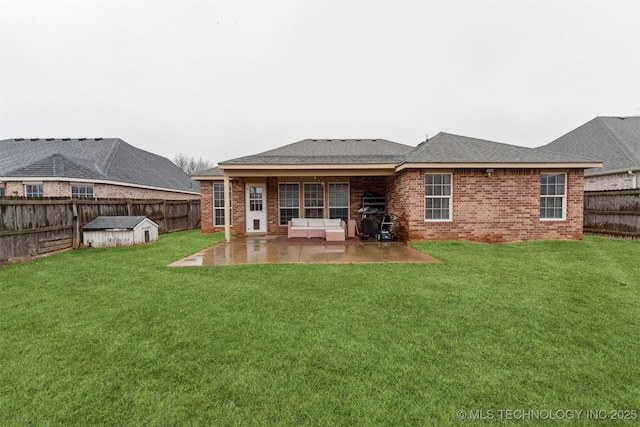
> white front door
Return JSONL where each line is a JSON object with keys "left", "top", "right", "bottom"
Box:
{"left": 245, "top": 183, "right": 267, "bottom": 233}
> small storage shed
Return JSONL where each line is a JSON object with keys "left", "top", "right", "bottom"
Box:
{"left": 82, "top": 216, "right": 159, "bottom": 248}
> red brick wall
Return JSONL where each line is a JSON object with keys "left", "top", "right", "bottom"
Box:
{"left": 266, "top": 177, "right": 281, "bottom": 235}
{"left": 200, "top": 181, "right": 214, "bottom": 233}
{"left": 200, "top": 180, "right": 245, "bottom": 234}
{"left": 389, "top": 168, "right": 584, "bottom": 242}
{"left": 199, "top": 169, "right": 584, "bottom": 242}
{"left": 349, "top": 177, "right": 386, "bottom": 220}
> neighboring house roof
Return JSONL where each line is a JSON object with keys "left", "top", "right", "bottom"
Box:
{"left": 219, "top": 138, "right": 414, "bottom": 165}
{"left": 82, "top": 216, "right": 157, "bottom": 230}
{"left": 0, "top": 138, "right": 200, "bottom": 193}
{"left": 539, "top": 116, "right": 640, "bottom": 175}
{"left": 403, "top": 132, "right": 598, "bottom": 165}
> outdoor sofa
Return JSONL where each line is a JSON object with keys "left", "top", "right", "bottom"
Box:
{"left": 287, "top": 218, "right": 346, "bottom": 241}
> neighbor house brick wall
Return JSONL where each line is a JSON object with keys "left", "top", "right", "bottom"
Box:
{"left": 391, "top": 168, "right": 584, "bottom": 243}
{"left": 585, "top": 172, "right": 638, "bottom": 191}
{"left": 95, "top": 183, "right": 199, "bottom": 200}
{"left": 2, "top": 180, "right": 199, "bottom": 200}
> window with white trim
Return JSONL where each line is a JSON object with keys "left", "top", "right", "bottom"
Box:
{"left": 540, "top": 173, "right": 566, "bottom": 220}
{"left": 71, "top": 184, "right": 94, "bottom": 198}
{"left": 25, "top": 184, "right": 43, "bottom": 198}
{"left": 304, "top": 183, "right": 325, "bottom": 218}
{"left": 213, "top": 182, "right": 232, "bottom": 226}
{"left": 279, "top": 183, "right": 300, "bottom": 225}
{"left": 328, "top": 183, "right": 349, "bottom": 220}
{"left": 424, "top": 173, "right": 452, "bottom": 221}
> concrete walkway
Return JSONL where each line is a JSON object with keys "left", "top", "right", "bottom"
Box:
{"left": 168, "top": 236, "right": 439, "bottom": 266}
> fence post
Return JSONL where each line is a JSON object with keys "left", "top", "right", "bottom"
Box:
{"left": 72, "top": 199, "right": 80, "bottom": 249}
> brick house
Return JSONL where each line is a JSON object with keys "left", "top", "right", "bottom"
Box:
{"left": 193, "top": 133, "right": 600, "bottom": 243}
{"left": 0, "top": 138, "right": 200, "bottom": 200}
{"left": 540, "top": 117, "right": 640, "bottom": 191}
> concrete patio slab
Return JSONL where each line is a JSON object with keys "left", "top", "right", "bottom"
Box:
{"left": 168, "top": 236, "right": 440, "bottom": 266}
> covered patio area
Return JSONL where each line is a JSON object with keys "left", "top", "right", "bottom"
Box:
{"left": 168, "top": 236, "right": 439, "bottom": 266}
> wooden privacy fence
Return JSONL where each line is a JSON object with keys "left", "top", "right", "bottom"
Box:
{"left": 0, "top": 198, "right": 201, "bottom": 263}
{"left": 584, "top": 189, "right": 640, "bottom": 238}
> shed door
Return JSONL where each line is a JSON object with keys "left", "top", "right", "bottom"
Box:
{"left": 245, "top": 183, "right": 266, "bottom": 233}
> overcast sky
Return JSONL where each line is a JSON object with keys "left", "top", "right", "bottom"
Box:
{"left": 1, "top": 0, "right": 639, "bottom": 165}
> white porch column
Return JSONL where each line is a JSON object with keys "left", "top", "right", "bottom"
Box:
{"left": 223, "top": 174, "right": 231, "bottom": 243}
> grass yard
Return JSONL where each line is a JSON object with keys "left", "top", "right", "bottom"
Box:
{"left": 1, "top": 231, "right": 639, "bottom": 426}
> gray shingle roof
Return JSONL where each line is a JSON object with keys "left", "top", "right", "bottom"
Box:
{"left": 220, "top": 139, "right": 414, "bottom": 165}
{"left": 0, "top": 138, "right": 199, "bottom": 193}
{"left": 404, "top": 132, "right": 597, "bottom": 164}
{"left": 539, "top": 117, "right": 640, "bottom": 175}
{"left": 193, "top": 166, "right": 224, "bottom": 177}
{"left": 82, "top": 216, "right": 155, "bottom": 230}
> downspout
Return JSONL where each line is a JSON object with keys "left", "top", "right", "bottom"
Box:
{"left": 629, "top": 170, "right": 638, "bottom": 189}
{"left": 224, "top": 174, "right": 231, "bottom": 243}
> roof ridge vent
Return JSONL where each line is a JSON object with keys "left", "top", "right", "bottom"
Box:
{"left": 46, "top": 138, "right": 54, "bottom": 141}
{"left": 30, "top": 138, "right": 39, "bottom": 141}
{"left": 63, "top": 138, "right": 70, "bottom": 141}
{"left": 95, "top": 138, "right": 103, "bottom": 141}
{"left": 79, "top": 138, "right": 86, "bottom": 141}
{"left": 15, "top": 138, "right": 24, "bottom": 141}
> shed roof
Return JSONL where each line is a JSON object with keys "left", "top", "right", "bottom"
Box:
{"left": 0, "top": 138, "right": 200, "bottom": 193}
{"left": 82, "top": 216, "right": 157, "bottom": 230}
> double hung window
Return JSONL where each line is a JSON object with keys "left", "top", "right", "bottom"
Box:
{"left": 424, "top": 173, "right": 452, "bottom": 221}
{"left": 540, "top": 173, "right": 566, "bottom": 220}
{"left": 213, "top": 182, "right": 232, "bottom": 226}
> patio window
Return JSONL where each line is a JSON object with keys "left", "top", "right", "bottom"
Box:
{"left": 304, "top": 183, "right": 324, "bottom": 218}
{"left": 213, "top": 182, "right": 232, "bottom": 226}
{"left": 328, "top": 183, "right": 349, "bottom": 220}
{"left": 424, "top": 173, "right": 452, "bottom": 221}
{"left": 540, "top": 173, "right": 566, "bottom": 220}
{"left": 25, "top": 183, "right": 43, "bottom": 198}
{"left": 279, "top": 183, "right": 300, "bottom": 225}
{"left": 71, "top": 184, "right": 94, "bottom": 198}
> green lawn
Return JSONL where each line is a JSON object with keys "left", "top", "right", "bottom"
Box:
{"left": 1, "top": 231, "right": 639, "bottom": 426}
